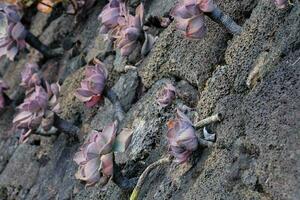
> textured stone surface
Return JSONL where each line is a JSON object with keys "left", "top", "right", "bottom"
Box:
{"left": 0, "top": 0, "right": 299, "bottom": 200}
{"left": 112, "top": 70, "right": 139, "bottom": 112}
{"left": 139, "top": 0, "right": 257, "bottom": 89}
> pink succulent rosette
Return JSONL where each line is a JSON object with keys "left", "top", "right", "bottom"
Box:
{"left": 98, "top": 0, "right": 123, "bottom": 34}
{"left": 0, "top": 79, "right": 9, "bottom": 109}
{"left": 74, "top": 122, "right": 133, "bottom": 186}
{"left": 0, "top": 4, "right": 27, "bottom": 60}
{"left": 98, "top": 1, "right": 154, "bottom": 56}
{"left": 273, "top": 0, "right": 288, "bottom": 8}
{"left": 13, "top": 82, "right": 61, "bottom": 143}
{"left": 156, "top": 83, "right": 176, "bottom": 107}
{"left": 13, "top": 85, "right": 48, "bottom": 129}
{"left": 167, "top": 109, "right": 199, "bottom": 163}
{"left": 114, "top": 3, "right": 144, "bottom": 56}
{"left": 171, "top": 0, "right": 216, "bottom": 39}
{"left": 75, "top": 60, "right": 108, "bottom": 108}
{"left": 20, "top": 62, "right": 41, "bottom": 89}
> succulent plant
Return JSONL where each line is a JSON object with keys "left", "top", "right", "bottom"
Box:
{"left": 171, "top": 0, "right": 242, "bottom": 39}
{"left": 13, "top": 82, "right": 61, "bottom": 143}
{"left": 167, "top": 109, "right": 198, "bottom": 163}
{"left": 0, "top": 3, "right": 63, "bottom": 60}
{"left": 98, "top": 0, "right": 123, "bottom": 35}
{"left": 273, "top": 0, "right": 288, "bottom": 8}
{"left": 171, "top": 0, "right": 210, "bottom": 39}
{"left": 114, "top": 3, "right": 144, "bottom": 56}
{"left": 156, "top": 83, "right": 176, "bottom": 108}
{"left": 20, "top": 62, "right": 41, "bottom": 89}
{"left": 98, "top": 1, "right": 154, "bottom": 57}
{"left": 74, "top": 122, "right": 133, "bottom": 186}
{"left": 0, "top": 79, "right": 9, "bottom": 109}
{"left": 75, "top": 59, "right": 108, "bottom": 108}
{"left": 0, "top": 4, "right": 27, "bottom": 60}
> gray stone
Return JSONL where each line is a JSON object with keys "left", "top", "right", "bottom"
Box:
{"left": 112, "top": 70, "right": 139, "bottom": 112}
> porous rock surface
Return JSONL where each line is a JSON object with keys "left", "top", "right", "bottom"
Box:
{"left": 0, "top": 0, "right": 299, "bottom": 200}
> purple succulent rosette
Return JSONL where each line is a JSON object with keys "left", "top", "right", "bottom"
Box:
{"left": 20, "top": 62, "right": 41, "bottom": 89}
{"left": 167, "top": 109, "right": 198, "bottom": 163}
{"left": 98, "top": 1, "right": 154, "bottom": 57}
{"left": 0, "top": 4, "right": 27, "bottom": 60}
{"left": 73, "top": 122, "right": 133, "bottom": 187}
{"left": 273, "top": 0, "right": 288, "bottom": 8}
{"left": 75, "top": 59, "right": 108, "bottom": 108}
{"left": 13, "top": 82, "right": 61, "bottom": 143}
{"left": 114, "top": 3, "right": 144, "bottom": 56}
{"left": 98, "top": 0, "right": 123, "bottom": 35}
{"left": 171, "top": 0, "right": 216, "bottom": 39}
{"left": 0, "top": 79, "right": 9, "bottom": 109}
{"left": 156, "top": 83, "right": 176, "bottom": 108}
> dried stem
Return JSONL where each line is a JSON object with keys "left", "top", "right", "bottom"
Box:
{"left": 194, "top": 113, "right": 222, "bottom": 128}
{"left": 130, "top": 157, "right": 171, "bottom": 200}
{"left": 25, "top": 31, "right": 63, "bottom": 59}
{"left": 53, "top": 113, "right": 80, "bottom": 137}
{"left": 104, "top": 88, "right": 125, "bottom": 123}
{"left": 206, "top": 7, "right": 242, "bottom": 35}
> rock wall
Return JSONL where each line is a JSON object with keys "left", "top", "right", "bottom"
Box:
{"left": 0, "top": 0, "right": 299, "bottom": 200}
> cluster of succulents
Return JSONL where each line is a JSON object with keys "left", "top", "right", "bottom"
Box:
{"left": 98, "top": 0, "right": 155, "bottom": 57}
{"left": 0, "top": 79, "right": 9, "bottom": 110}
{"left": 13, "top": 82, "right": 60, "bottom": 142}
{"left": 0, "top": 4, "right": 27, "bottom": 60}
{"left": 12, "top": 63, "right": 60, "bottom": 142}
{"left": 0, "top": 0, "right": 289, "bottom": 196}
{"left": 74, "top": 122, "right": 133, "bottom": 186}
{"left": 75, "top": 59, "right": 108, "bottom": 108}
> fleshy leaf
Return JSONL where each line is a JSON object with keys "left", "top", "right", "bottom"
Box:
{"left": 112, "top": 128, "right": 133, "bottom": 152}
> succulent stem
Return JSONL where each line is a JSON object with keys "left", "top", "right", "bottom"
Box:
{"left": 104, "top": 88, "right": 125, "bottom": 123}
{"left": 194, "top": 113, "right": 222, "bottom": 128}
{"left": 112, "top": 157, "right": 138, "bottom": 190}
{"left": 130, "top": 157, "right": 171, "bottom": 200}
{"left": 3, "top": 92, "right": 11, "bottom": 106}
{"left": 206, "top": 7, "right": 242, "bottom": 35}
{"left": 25, "top": 31, "right": 63, "bottom": 59}
{"left": 53, "top": 113, "right": 80, "bottom": 137}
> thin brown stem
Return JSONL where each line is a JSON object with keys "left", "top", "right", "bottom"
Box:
{"left": 53, "top": 113, "right": 80, "bottom": 137}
